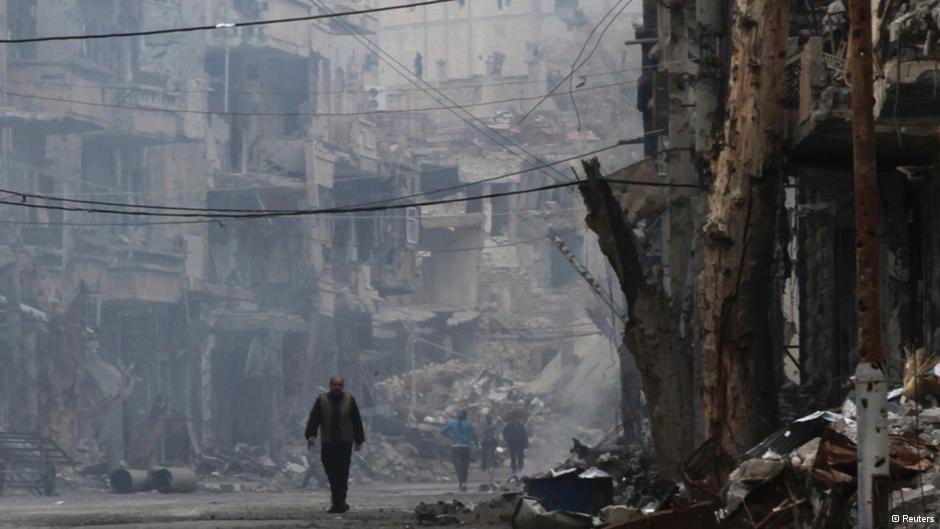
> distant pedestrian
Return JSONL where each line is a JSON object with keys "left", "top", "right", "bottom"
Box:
{"left": 502, "top": 416, "right": 528, "bottom": 475}
{"left": 440, "top": 409, "right": 478, "bottom": 491}
{"left": 305, "top": 375, "right": 365, "bottom": 514}
{"left": 480, "top": 414, "right": 498, "bottom": 472}
{"left": 414, "top": 52, "right": 424, "bottom": 78}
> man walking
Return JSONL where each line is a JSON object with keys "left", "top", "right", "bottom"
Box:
{"left": 440, "top": 409, "right": 477, "bottom": 492}
{"left": 305, "top": 375, "right": 365, "bottom": 513}
{"left": 480, "top": 414, "right": 498, "bottom": 472}
{"left": 502, "top": 415, "right": 528, "bottom": 475}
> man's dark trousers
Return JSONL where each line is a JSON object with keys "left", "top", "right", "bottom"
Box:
{"left": 509, "top": 448, "right": 524, "bottom": 474}
{"left": 321, "top": 442, "right": 353, "bottom": 508}
{"left": 452, "top": 446, "right": 471, "bottom": 484}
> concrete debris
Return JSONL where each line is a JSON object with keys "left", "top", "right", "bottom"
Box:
{"left": 724, "top": 459, "right": 785, "bottom": 514}
{"left": 789, "top": 437, "right": 822, "bottom": 469}
{"left": 553, "top": 399, "right": 940, "bottom": 529}
{"left": 510, "top": 497, "right": 594, "bottom": 529}
{"left": 414, "top": 499, "right": 474, "bottom": 526}
{"left": 884, "top": 0, "right": 940, "bottom": 46}
{"left": 903, "top": 348, "right": 940, "bottom": 403}
{"left": 599, "top": 505, "right": 642, "bottom": 525}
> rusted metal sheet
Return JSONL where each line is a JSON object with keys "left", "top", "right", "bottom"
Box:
{"left": 811, "top": 427, "right": 936, "bottom": 489}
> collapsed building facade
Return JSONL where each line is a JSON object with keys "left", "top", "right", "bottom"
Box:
{"left": 0, "top": 0, "right": 407, "bottom": 469}
{"left": 571, "top": 0, "right": 940, "bottom": 484}
{"left": 0, "top": 0, "right": 645, "bottom": 476}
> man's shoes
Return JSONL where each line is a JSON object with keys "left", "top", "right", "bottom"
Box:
{"left": 327, "top": 506, "right": 340, "bottom": 513}
{"left": 338, "top": 503, "right": 350, "bottom": 513}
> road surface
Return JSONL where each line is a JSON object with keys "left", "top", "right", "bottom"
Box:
{"left": 0, "top": 481, "right": 514, "bottom": 529}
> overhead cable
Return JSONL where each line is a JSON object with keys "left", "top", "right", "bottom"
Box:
{"left": 0, "top": 67, "right": 644, "bottom": 97}
{"left": 0, "top": 79, "right": 637, "bottom": 118}
{"left": 0, "top": 173, "right": 703, "bottom": 220}
{"left": 518, "top": 0, "right": 637, "bottom": 125}
{"left": 311, "top": 0, "right": 572, "bottom": 185}
{"left": 0, "top": 0, "right": 454, "bottom": 44}
{"left": 0, "top": 179, "right": 584, "bottom": 219}
{"left": 0, "top": 140, "right": 640, "bottom": 214}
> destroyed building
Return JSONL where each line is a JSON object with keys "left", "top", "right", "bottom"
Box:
{"left": 0, "top": 0, "right": 644, "bottom": 482}
{"left": 0, "top": 0, "right": 410, "bottom": 470}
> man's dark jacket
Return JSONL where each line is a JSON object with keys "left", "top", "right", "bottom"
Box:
{"left": 305, "top": 392, "right": 366, "bottom": 445}
{"left": 502, "top": 420, "right": 528, "bottom": 450}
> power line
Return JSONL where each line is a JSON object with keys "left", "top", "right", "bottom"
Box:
{"left": 605, "top": 178, "right": 704, "bottom": 189}
{"left": 569, "top": 0, "right": 632, "bottom": 131}
{"left": 0, "top": 139, "right": 644, "bottom": 214}
{"left": 0, "top": 170, "right": 698, "bottom": 221}
{"left": 311, "top": 0, "right": 572, "bottom": 186}
{"left": 0, "top": 0, "right": 454, "bottom": 44}
{"left": 1, "top": 67, "right": 641, "bottom": 97}
{"left": 262, "top": 225, "right": 586, "bottom": 253}
{"left": 0, "top": 79, "right": 637, "bottom": 118}
{"left": 0, "top": 179, "right": 583, "bottom": 219}
{"left": 0, "top": 214, "right": 587, "bottom": 252}
{"left": 518, "top": 0, "right": 637, "bottom": 126}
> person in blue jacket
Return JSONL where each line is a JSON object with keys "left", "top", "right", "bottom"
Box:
{"left": 440, "top": 409, "right": 478, "bottom": 491}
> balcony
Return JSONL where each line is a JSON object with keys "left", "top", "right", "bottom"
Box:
{"left": 789, "top": 36, "right": 940, "bottom": 167}
{"left": 70, "top": 230, "right": 186, "bottom": 305}
{"left": 92, "top": 87, "right": 188, "bottom": 144}
{"left": 3, "top": 60, "right": 109, "bottom": 133}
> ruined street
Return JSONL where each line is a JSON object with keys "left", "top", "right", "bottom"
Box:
{"left": 4, "top": 0, "right": 940, "bottom": 528}
{"left": 0, "top": 485, "right": 504, "bottom": 529}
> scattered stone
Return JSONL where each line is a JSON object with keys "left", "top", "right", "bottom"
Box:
{"left": 600, "top": 505, "right": 642, "bottom": 525}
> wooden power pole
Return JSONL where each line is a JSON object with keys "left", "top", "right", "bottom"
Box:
{"left": 848, "top": 1, "right": 888, "bottom": 528}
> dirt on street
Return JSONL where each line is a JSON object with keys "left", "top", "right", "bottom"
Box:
{"left": 0, "top": 483, "right": 512, "bottom": 529}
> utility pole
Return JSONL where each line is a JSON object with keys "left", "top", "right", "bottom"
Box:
{"left": 662, "top": 1, "right": 696, "bottom": 300}
{"left": 694, "top": 0, "right": 722, "bottom": 154}
{"left": 848, "top": 1, "right": 888, "bottom": 528}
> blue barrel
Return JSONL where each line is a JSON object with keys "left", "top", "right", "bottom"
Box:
{"left": 524, "top": 476, "right": 614, "bottom": 515}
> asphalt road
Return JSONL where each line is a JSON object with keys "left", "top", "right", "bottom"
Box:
{"left": 0, "top": 482, "right": 512, "bottom": 529}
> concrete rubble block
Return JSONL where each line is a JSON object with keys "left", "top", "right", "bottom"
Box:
{"left": 600, "top": 505, "right": 643, "bottom": 525}
{"left": 891, "top": 484, "right": 940, "bottom": 517}
{"left": 789, "top": 437, "right": 821, "bottom": 469}
{"left": 395, "top": 442, "right": 419, "bottom": 459}
{"left": 724, "top": 459, "right": 785, "bottom": 514}
{"left": 415, "top": 499, "right": 475, "bottom": 526}
{"left": 920, "top": 407, "right": 940, "bottom": 424}
{"left": 510, "top": 497, "right": 593, "bottom": 529}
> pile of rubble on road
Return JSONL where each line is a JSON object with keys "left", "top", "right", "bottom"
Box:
{"left": 526, "top": 395, "right": 939, "bottom": 528}
{"left": 378, "top": 359, "right": 547, "bottom": 427}
{"left": 414, "top": 392, "right": 940, "bottom": 528}
{"left": 188, "top": 433, "right": 455, "bottom": 490}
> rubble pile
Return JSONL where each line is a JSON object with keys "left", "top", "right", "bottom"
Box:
{"left": 556, "top": 434, "right": 665, "bottom": 507}
{"left": 378, "top": 359, "right": 546, "bottom": 424}
{"left": 503, "top": 394, "right": 939, "bottom": 529}
{"left": 615, "top": 400, "right": 938, "bottom": 528}
{"left": 352, "top": 437, "right": 452, "bottom": 483}
{"left": 882, "top": 0, "right": 940, "bottom": 48}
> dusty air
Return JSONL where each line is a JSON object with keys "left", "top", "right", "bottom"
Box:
{"left": 0, "top": 1, "right": 938, "bottom": 529}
